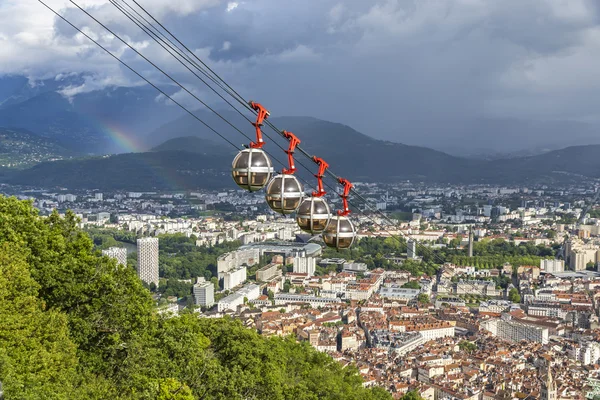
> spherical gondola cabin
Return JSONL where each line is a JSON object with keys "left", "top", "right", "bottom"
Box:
{"left": 323, "top": 215, "right": 356, "bottom": 250}
{"left": 265, "top": 174, "right": 304, "bottom": 214}
{"left": 296, "top": 196, "right": 331, "bottom": 234}
{"left": 231, "top": 148, "right": 274, "bottom": 192}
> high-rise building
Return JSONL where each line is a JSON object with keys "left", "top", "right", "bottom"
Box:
{"left": 468, "top": 229, "right": 474, "bottom": 258}
{"left": 222, "top": 266, "right": 247, "bottom": 290}
{"left": 193, "top": 277, "right": 214, "bottom": 308}
{"left": 95, "top": 193, "right": 103, "bottom": 201}
{"left": 407, "top": 239, "right": 417, "bottom": 259}
{"left": 102, "top": 246, "right": 127, "bottom": 267}
{"left": 137, "top": 237, "right": 159, "bottom": 287}
{"left": 293, "top": 256, "right": 316, "bottom": 276}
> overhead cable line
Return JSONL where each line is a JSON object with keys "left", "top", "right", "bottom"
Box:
{"left": 114, "top": 0, "right": 475, "bottom": 277}
{"left": 111, "top": 0, "right": 333, "bottom": 192}
{"left": 36, "top": 0, "right": 240, "bottom": 150}
{"left": 114, "top": 1, "right": 490, "bottom": 297}
{"left": 127, "top": 0, "right": 253, "bottom": 110}
{"left": 40, "top": 0, "right": 488, "bottom": 298}
{"left": 66, "top": 0, "right": 259, "bottom": 147}
{"left": 110, "top": 0, "right": 255, "bottom": 127}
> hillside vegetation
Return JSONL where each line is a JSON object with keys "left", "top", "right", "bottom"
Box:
{"left": 0, "top": 196, "right": 390, "bottom": 399}
{"left": 0, "top": 127, "right": 73, "bottom": 168}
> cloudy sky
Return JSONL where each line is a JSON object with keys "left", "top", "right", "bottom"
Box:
{"left": 1, "top": 0, "right": 600, "bottom": 152}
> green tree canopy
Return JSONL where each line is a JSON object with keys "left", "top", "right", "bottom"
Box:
{"left": 400, "top": 390, "right": 425, "bottom": 400}
{"left": 509, "top": 288, "right": 521, "bottom": 303}
{"left": 0, "top": 196, "right": 391, "bottom": 400}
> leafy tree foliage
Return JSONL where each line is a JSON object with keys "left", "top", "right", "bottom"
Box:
{"left": 157, "top": 234, "right": 240, "bottom": 280}
{"left": 509, "top": 288, "right": 521, "bottom": 303}
{"left": 0, "top": 196, "right": 391, "bottom": 399}
{"left": 400, "top": 390, "right": 425, "bottom": 400}
{"left": 401, "top": 280, "right": 421, "bottom": 289}
{"left": 417, "top": 293, "right": 430, "bottom": 304}
{"left": 458, "top": 340, "right": 477, "bottom": 353}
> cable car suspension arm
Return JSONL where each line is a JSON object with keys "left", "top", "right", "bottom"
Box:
{"left": 249, "top": 101, "right": 269, "bottom": 148}
{"left": 282, "top": 130, "right": 300, "bottom": 174}
{"left": 312, "top": 157, "right": 329, "bottom": 197}
{"left": 337, "top": 177, "right": 353, "bottom": 216}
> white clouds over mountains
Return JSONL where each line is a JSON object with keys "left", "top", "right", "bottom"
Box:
{"left": 2, "top": 0, "right": 600, "bottom": 142}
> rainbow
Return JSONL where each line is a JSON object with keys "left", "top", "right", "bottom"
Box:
{"left": 97, "top": 120, "right": 146, "bottom": 153}
{"left": 90, "top": 118, "right": 190, "bottom": 191}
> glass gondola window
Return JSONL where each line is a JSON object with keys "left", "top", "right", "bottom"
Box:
{"left": 232, "top": 148, "right": 274, "bottom": 191}
{"left": 265, "top": 174, "right": 304, "bottom": 214}
{"left": 296, "top": 196, "right": 331, "bottom": 234}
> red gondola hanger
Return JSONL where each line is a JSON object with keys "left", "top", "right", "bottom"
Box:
{"left": 248, "top": 101, "right": 270, "bottom": 149}
{"left": 296, "top": 155, "right": 331, "bottom": 234}
{"left": 337, "top": 177, "right": 353, "bottom": 216}
{"left": 312, "top": 156, "right": 329, "bottom": 197}
{"left": 282, "top": 131, "right": 300, "bottom": 174}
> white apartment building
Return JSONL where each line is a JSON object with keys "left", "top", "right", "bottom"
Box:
{"left": 222, "top": 266, "right": 247, "bottom": 291}
{"left": 540, "top": 259, "right": 564, "bottom": 274}
{"left": 57, "top": 194, "right": 77, "bottom": 202}
{"left": 217, "top": 248, "right": 259, "bottom": 274}
{"left": 293, "top": 256, "right": 316, "bottom": 276}
{"left": 193, "top": 277, "right": 215, "bottom": 308}
{"left": 102, "top": 246, "right": 128, "bottom": 267}
{"left": 217, "top": 283, "right": 260, "bottom": 312}
{"left": 379, "top": 286, "right": 420, "bottom": 301}
{"left": 137, "top": 237, "right": 159, "bottom": 287}
{"left": 481, "top": 318, "right": 549, "bottom": 344}
{"left": 274, "top": 294, "right": 342, "bottom": 307}
{"left": 478, "top": 300, "right": 513, "bottom": 314}
{"left": 416, "top": 325, "right": 455, "bottom": 341}
{"left": 569, "top": 341, "right": 600, "bottom": 365}
{"left": 565, "top": 238, "right": 600, "bottom": 271}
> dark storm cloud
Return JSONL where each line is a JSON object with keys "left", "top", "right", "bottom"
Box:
{"left": 3, "top": 0, "right": 600, "bottom": 152}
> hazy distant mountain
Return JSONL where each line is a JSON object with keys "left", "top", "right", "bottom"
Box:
{"left": 0, "top": 77, "right": 183, "bottom": 154}
{"left": 10, "top": 151, "right": 229, "bottom": 191}
{"left": 145, "top": 112, "right": 480, "bottom": 182}
{"left": 150, "top": 136, "right": 232, "bottom": 156}
{"left": 3, "top": 76, "right": 600, "bottom": 157}
{"left": 11, "top": 134, "right": 600, "bottom": 190}
{"left": 485, "top": 144, "right": 600, "bottom": 182}
{"left": 394, "top": 118, "right": 600, "bottom": 157}
{"left": 0, "top": 128, "right": 74, "bottom": 169}
{"left": 11, "top": 115, "right": 480, "bottom": 188}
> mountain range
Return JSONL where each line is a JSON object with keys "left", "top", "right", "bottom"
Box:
{"left": 7, "top": 117, "right": 600, "bottom": 190}
{"left": 0, "top": 75, "right": 183, "bottom": 154}
{"left": 1, "top": 76, "right": 600, "bottom": 190}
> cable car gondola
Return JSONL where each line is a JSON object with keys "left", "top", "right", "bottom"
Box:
{"left": 265, "top": 174, "right": 304, "bottom": 214}
{"left": 232, "top": 148, "right": 274, "bottom": 191}
{"left": 265, "top": 131, "right": 303, "bottom": 214}
{"left": 322, "top": 178, "right": 356, "bottom": 250}
{"left": 231, "top": 101, "right": 274, "bottom": 191}
{"left": 323, "top": 215, "right": 356, "bottom": 250}
{"left": 296, "top": 156, "right": 331, "bottom": 234}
